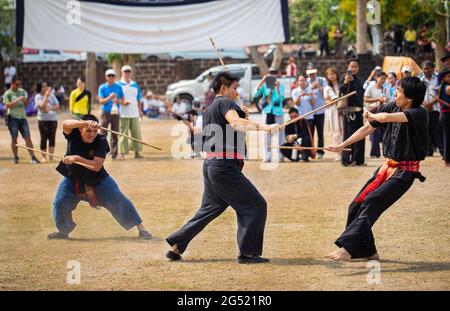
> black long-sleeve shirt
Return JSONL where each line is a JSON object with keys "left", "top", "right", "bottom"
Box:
{"left": 340, "top": 74, "right": 364, "bottom": 108}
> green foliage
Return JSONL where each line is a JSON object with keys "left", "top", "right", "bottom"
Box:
{"left": 289, "top": 0, "right": 440, "bottom": 44}
{"left": 0, "top": 0, "right": 16, "bottom": 60}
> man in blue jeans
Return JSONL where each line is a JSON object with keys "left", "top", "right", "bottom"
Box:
{"left": 47, "top": 115, "right": 152, "bottom": 240}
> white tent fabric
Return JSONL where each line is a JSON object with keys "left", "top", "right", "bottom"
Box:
{"left": 18, "top": 0, "right": 288, "bottom": 53}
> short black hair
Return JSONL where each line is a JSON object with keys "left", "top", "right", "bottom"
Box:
{"left": 288, "top": 107, "right": 299, "bottom": 114}
{"left": 388, "top": 71, "right": 397, "bottom": 79}
{"left": 347, "top": 57, "right": 360, "bottom": 65}
{"left": 421, "top": 60, "right": 435, "bottom": 68}
{"left": 36, "top": 81, "right": 48, "bottom": 93}
{"left": 438, "top": 68, "right": 450, "bottom": 83}
{"left": 11, "top": 75, "right": 21, "bottom": 84}
{"left": 77, "top": 77, "right": 86, "bottom": 83}
{"left": 398, "top": 77, "right": 426, "bottom": 108}
{"left": 81, "top": 114, "right": 99, "bottom": 122}
{"left": 378, "top": 71, "right": 387, "bottom": 77}
{"left": 211, "top": 71, "right": 240, "bottom": 94}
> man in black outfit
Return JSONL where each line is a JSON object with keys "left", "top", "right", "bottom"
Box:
{"left": 327, "top": 77, "right": 428, "bottom": 260}
{"left": 280, "top": 107, "right": 312, "bottom": 162}
{"left": 340, "top": 58, "right": 366, "bottom": 166}
{"left": 166, "top": 72, "right": 279, "bottom": 264}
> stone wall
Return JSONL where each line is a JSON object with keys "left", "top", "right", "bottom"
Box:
{"left": 0, "top": 53, "right": 436, "bottom": 102}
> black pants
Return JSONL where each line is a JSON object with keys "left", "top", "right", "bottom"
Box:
{"left": 310, "top": 113, "right": 325, "bottom": 155}
{"left": 167, "top": 159, "right": 267, "bottom": 256}
{"left": 335, "top": 169, "right": 415, "bottom": 258}
{"left": 342, "top": 111, "right": 365, "bottom": 165}
{"left": 38, "top": 120, "right": 57, "bottom": 150}
{"left": 427, "top": 111, "right": 443, "bottom": 156}
{"left": 443, "top": 112, "right": 450, "bottom": 162}
{"left": 100, "top": 113, "right": 119, "bottom": 158}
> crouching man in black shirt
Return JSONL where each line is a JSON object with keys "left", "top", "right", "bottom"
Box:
{"left": 47, "top": 115, "right": 152, "bottom": 240}
{"left": 327, "top": 77, "right": 428, "bottom": 260}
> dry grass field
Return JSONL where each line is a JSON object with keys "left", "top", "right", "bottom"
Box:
{"left": 1, "top": 111, "right": 449, "bottom": 290}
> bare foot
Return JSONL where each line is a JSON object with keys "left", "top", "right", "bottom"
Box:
{"left": 118, "top": 154, "right": 125, "bottom": 161}
{"left": 366, "top": 253, "right": 380, "bottom": 260}
{"left": 172, "top": 243, "right": 180, "bottom": 255}
{"left": 327, "top": 248, "right": 352, "bottom": 261}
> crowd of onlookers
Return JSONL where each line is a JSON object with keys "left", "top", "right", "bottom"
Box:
{"left": 0, "top": 62, "right": 194, "bottom": 164}
{"left": 2, "top": 50, "right": 450, "bottom": 166}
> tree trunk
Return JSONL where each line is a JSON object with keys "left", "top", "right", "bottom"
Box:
{"left": 271, "top": 43, "right": 284, "bottom": 70}
{"left": 111, "top": 59, "right": 122, "bottom": 81}
{"left": 85, "top": 52, "right": 97, "bottom": 99}
{"left": 435, "top": 13, "right": 447, "bottom": 72}
{"left": 249, "top": 46, "right": 268, "bottom": 76}
{"left": 356, "top": 0, "right": 368, "bottom": 54}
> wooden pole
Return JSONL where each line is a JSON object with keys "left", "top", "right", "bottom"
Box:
{"left": 73, "top": 117, "right": 163, "bottom": 151}
{"left": 280, "top": 91, "right": 357, "bottom": 129}
{"left": 16, "top": 145, "right": 96, "bottom": 170}
{"left": 268, "top": 145, "right": 352, "bottom": 152}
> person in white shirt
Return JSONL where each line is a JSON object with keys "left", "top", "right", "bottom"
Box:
{"left": 172, "top": 96, "right": 188, "bottom": 117}
{"left": 419, "top": 61, "right": 443, "bottom": 156}
{"left": 4, "top": 61, "right": 16, "bottom": 89}
{"left": 323, "top": 67, "right": 343, "bottom": 161}
{"left": 117, "top": 65, "right": 143, "bottom": 160}
{"left": 364, "top": 71, "right": 389, "bottom": 158}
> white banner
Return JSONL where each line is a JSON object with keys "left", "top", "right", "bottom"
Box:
{"left": 18, "top": 0, "right": 289, "bottom": 53}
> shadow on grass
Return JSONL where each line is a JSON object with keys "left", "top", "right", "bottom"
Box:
{"left": 68, "top": 236, "right": 163, "bottom": 243}
{"left": 337, "top": 259, "right": 450, "bottom": 276}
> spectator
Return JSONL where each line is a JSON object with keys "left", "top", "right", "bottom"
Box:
{"left": 306, "top": 63, "right": 327, "bottom": 159}
{"left": 143, "top": 91, "right": 167, "bottom": 118}
{"left": 438, "top": 68, "right": 450, "bottom": 166}
{"left": 3, "top": 61, "right": 16, "bottom": 89}
{"left": 279, "top": 107, "right": 312, "bottom": 162}
{"left": 333, "top": 27, "right": 344, "bottom": 56}
{"left": 35, "top": 81, "right": 60, "bottom": 162}
{"left": 292, "top": 75, "right": 315, "bottom": 161}
{"left": 98, "top": 69, "right": 124, "bottom": 160}
{"left": 363, "top": 66, "right": 382, "bottom": 90}
{"left": 323, "top": 67, "right": 343, "bottom": 161}
{"left": 254, "top": 67, "right": 285, "bottom": 162}
{"left": 404, "top": 26, "right": 417, "bottom": 54}
{"left": 393, "top": 25, "right": 403, "bottom": 54}
{"left": 54, "top": 84, "right": 66, "bottom": 110}
{"left": 3, "top": 76, "right": 40, "bottom": 164}
{"left": 203, "top": 72, "right": 215, "bottom": 108}
{"left": 364, "top": 71, "right": 389, "bottom": 158}
{"left": 172, "top": 96, "right": 188, "bottom": 116}
{"left": 418, "top": 26, "right": 432, "bottom": 54}
{"left": 69, "top": 77, "right": 91, "bottom": 118}
{"left": 340, "top": 58, "right": 365, "bottom": 166}
{"left": 286, "top": 56, "right": 297, "bottom": 77}
{"left": 182, "top": 109, "right": 203, "bottom": 158}
{"left": 401, "top": 65, "right": 412, "bottom": 78}
{"left": 117, "top": 65, "right": 144, "bottom": 160}
{"left": 319, "top": 27, "right": 329, "bottom": 57}
{"left": 419, "top": 61, "right": 442, "bottom": 157}
{"left": 386, "top": 72, "right": 397, "bottom": 104}
{"left": 441, "top": 53, "right": 450, "bottom": 70}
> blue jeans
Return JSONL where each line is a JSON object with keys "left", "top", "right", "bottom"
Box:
{"left": 53, "top": 176, "right": 142, "bottom": 234}
{"left": 7, "top": 115, "right": 31, "bottom": 140}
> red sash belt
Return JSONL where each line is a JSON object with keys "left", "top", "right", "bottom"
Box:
{"left": 74, "top": 179, "right": 99, "bottom": 208}
{"left": 205, "top": 152, "right": 245, "bottom": 170}
{"left": 355, "top": 159, "right": 420, "bottom": 203}
{"left": 205, "top": 152, "right": 245, "bottom": 160}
